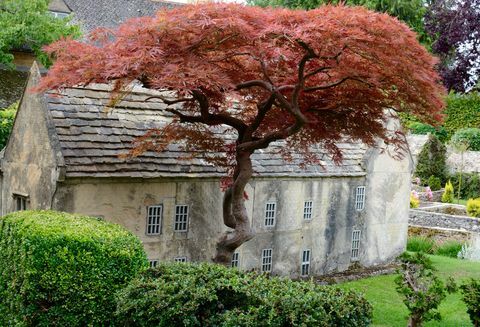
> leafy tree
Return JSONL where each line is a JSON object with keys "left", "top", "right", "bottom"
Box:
{"left": 415, "top": 134, "right": 447, "bottom": 183}
{"left": 248, "top": 0, "right": 430, "bottom": 44}
{"left": 37, "top": 3, "right": 445, "bottom": 264}
{"left": 0, "top": 0, "right": 80, "bottom": 68}
{"left": 395, "top": 252, "right": 456, "bottom": 327}
{"left": 425, "top": 0, "right": 480, "bottom": 92}
{"left": 460, "top": 278, "right": 480, "bottom": 326}
{"left": 0, "top": 102, "right": 17, "bottom": 149}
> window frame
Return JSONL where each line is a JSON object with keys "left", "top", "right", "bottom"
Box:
{"left": 261, "top": 248, "right": 273, "bottom": 272}
{"left": 146, "top": 205, "right": 163, "bottom": 236}
{"left": 303, "top": 200, "right": 313, "bottom": 220}
{"left": 231, "top": 252, "right": 240, "bottom": 268}
{"left": 264, "top": 202, "right": 277, "bottom": 227}
{"left": 12, "top": 193, "right": 28, "bottom": 212}
{"left": 301, "top": 249, "right": 311, "bottom": 276}
{"left": 174, "top": 204, "right": 189, "bottom": 232}
{"left": 355, "top": 186, "right": 366, "bottom": 211}
{"left": 174, "top": 256, "right": 187, "bottom": 263}
{"left": 149, "top": 259, "right": 159, "bottom": 268}
{"left": 351, "top": 230, "right": 361, "bottom": 261}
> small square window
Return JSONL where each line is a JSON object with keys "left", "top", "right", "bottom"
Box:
{"left": 264, "top": 202, "right": 276, "bottom": 227}
{"left": 303, "top": 201, "right": 313, "bottom": 220}
{"left": 13, "top": 194, "right": 27, "bottom": 212}
{"left": 231, "top": 252, "right": 240, "bottom": 268}
{"left": 355, "top": 186, "right": 366, "bottom": 211}
{"left": 301, "top": 249, "right": 311, "bottom": 276}
{"left": 149, "top": 259, "right": 159, "bottom": 268}
{"left": 351, "top": 230, "right": 361, "bottom": 261}
{"left": 174, "top": 256, "right": 187, "bottom": 263}
{"left": 146, "top": 205, "right": 163, "bottom": 235}
{"left": 174, "top": 205, "right": 189, "bottom": 232}
{"left": 261, "top": 248, "right": 273, "bottom": 272}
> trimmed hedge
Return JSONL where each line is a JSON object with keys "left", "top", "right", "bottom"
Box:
{"left": 115, "top": 262, "right": 373, "bottom": 327}
{"left": 408, "top": 122, "right": 448, "bottom": 142}
{"left": 444, "top": 92, "right": 480, "bottom": 138}
{"left": 0, "top": 210, "right": 147, "bottom": 326}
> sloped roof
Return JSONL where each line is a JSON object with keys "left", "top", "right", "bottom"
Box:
{"left": 63, "top": 0, "right": 179, "bottom": 33}
{"left": 44, "top": 84, "right": 367, "bottom": 179}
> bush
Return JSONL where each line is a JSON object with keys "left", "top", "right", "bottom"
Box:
{"left": 451, "top": 128, "right": 480, "bottom": 151}
{"left": 460, "top": 279, "right": 480, "bottom": 327}
{"left": 0, "top": 210, "right": 147, "bottom": 326}
{"left": 442, "top": 180, "right": 454, "bottom": 203}
{"left": 466, "top": 198, "right": 480, "bottom": 218}
{"left": 407, "top": 236, "right": 434, "bottom": 253}
{"left": 0, "top": 101, "right": 17, "bottom": 149}
{"left": 450, "top": 173, "right": 480, "bottom": 199}
{"left": 434, "top": 241, "right": 464, "bottom": 258}
{"left": 410, "top": 191, "right": 420, "bottom": 208}
{"left": 116, "top": 262, "right": 373, "bottom": 327}
{"left": 444, "top": 92, "right": 480, "bottom": 138}
{"left": 408, "top": 122, "right": 448, "bottom": 142}
{"left": 428, "top": 175, "right": 442, "bottom": 191}
{"left": 415, "top": 134, "right": 447, "bottom": 183}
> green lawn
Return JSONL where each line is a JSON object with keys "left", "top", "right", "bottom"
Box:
{"left": 339, "top": 255, "right": 480, "bottom": 327}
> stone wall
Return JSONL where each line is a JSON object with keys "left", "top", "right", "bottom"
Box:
{"left": 409, "top": 208, "right": 480, "bottom": 232}
{"left": 447, "top": 150, "right": 480, "bottom": 174}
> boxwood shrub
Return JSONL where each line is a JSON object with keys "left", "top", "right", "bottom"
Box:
{"left": 0, "top": 210, "right": 147, "bottom": 326}
{"left": 115, "top": 262, "right": 373, "bottom": 327}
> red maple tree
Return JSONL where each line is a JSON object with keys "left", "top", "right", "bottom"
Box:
{"left": 38, "top": 3, "right": 445, "bottom": 264}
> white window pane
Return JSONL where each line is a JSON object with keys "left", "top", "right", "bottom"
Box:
{"left": 265, "top": 202, "right": 276, "bottom": 227}
{"left": 231, "top": 252, "right": 239, "bottom": 268}
{"left": 351, "top": 230, "right": 361, "bottom": 260}
{"left": 174, "top": 205, "right": 189, "bottom": 232}
{"left": 303, "top": 201, "right": 313, "bottom": 220}
{"left": 174, "top": 257, "right": 187, "bottom": 263}
{"left": 261, "top": 249, "right": 273, "bottom": 272}
{"left": 146, "top": 205, "right": 162, "bottom": 235}
{"left": 355, "top": 186, "right": 366, "bottom": 211}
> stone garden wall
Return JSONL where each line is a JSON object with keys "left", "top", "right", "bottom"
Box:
{"left": 409, "top": 208, "right": 480, "bottom": 233}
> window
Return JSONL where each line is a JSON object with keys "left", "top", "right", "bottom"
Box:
{"left": 351, "top": 230, "right": 361, "bottom": 260}
{"left": 303, "top": 201, "right": 313, "bottom": 220}
{"left": 301, "top": 249, "right": 311, "bottom": 276}
{"left": 13, "top": 194, "right": 27, "bottom": 211}
{"left": 146, "top": 205, "right": 163, "bottom": 235}
{"left": 355, "top": 186, "right": 366, "bottom": 211}
{"left": 264, "top": 202, "right": 276, "bottom": 227}
{"left": 149, "top": 259, "right": 159, "bottom": 268}
{"left": 174, "top": 256, "right": 187, "bottom": 263}
{"left": 261, "top": 248, "right": 273, "bottom": 272}
{"left": 231, "top": 252, "right": 239, "bottom": 268}
{"left": 174, "top": 204, "right": 189, "bottom": 232}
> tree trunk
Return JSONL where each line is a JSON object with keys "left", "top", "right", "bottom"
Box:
{"left": 213, "top": 150, "right": 255, "bottom": 265}
{"left": 407, "top": 315, "right": 422, "bottom": 327}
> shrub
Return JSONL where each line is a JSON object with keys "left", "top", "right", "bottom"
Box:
{"left": 116, "top": 262, "right": 373, "bottom": 327}
{"left": 451, "top": 128, "right": 480, "bottom": 151}
{"left": 427, "top": 175, "right": 442, "bottom": 191}
{"left": 410, "top": 191, "right": 420, "bottom": 208}
{"left": 0, "top": 210, "right": 147, "bottom": 326}
{"left": 460, "top": 279, "right": 480, "bottom": 327}
{"left": 466, "top": 198, "right": 480, "bottom": 218}
{"left": 395, "top": 252, "right": 456, "bottom": 327}
{"left": 444, "top": 91, "right": 480, "bottom": 138}
{"left": 450, "top": 173, "right": 480, "bottom": 199}
{"left": 0, "top": 101, "right": 17, "bottom": 149}
{"left": 408, "top": 122, "right": 448, "bottom": 142}
{"left": 407, "top": 236, "right": 434, "bottom": 253}
{"left": 434, "top": 241, "right": 464, "bottom": 258}
{"left": 442, "top": 180, "right": 454, "bottom": 203}
{"left": 415, "top": 134, "right": 447, "bottom": 183}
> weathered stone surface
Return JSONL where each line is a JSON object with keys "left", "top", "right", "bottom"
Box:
{"left": 409, "top": 208, "right": 480, "bottom": 232}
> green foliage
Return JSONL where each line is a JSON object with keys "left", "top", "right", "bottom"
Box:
{"left": 0, "top": 0, "right": 80, "bottom": 68}
{"left": 408, "top": 122, "right": 448, "bottom": 143}
{"left": 466, "top": 198, "right": 480, "bottom": 218}
{"left": 444, "top": 92, "right": 480, "bottom": 138}
{"left": 460, "top": 279, "right": 480, "bottom": 327}
{"left": 0, "top": 101, "right": 17, "bottom": 148}
{"left": 442, "top": 180, "right": 454, "bottom": 203}
{"left": 416, "top": 134, "right": 447, "bottom": 183}
{"left": 451, "top": 128, "right": 480, "bottom": 151}
{"left": 116, "top": 262, "right": 373, "bottom": 327}
{"left": 247, "top": 0, "right": 429, "bottom": 43}
{"left": 434, "top": 241, "right": 464, "bottom": 258}
{"left": 449, "top": 173, "right": 480, "bottom": 199}
{"left": 407, "top": 236, "right": 434, "bottom": 254}
{"left": 428, "top": 175, "right": 442, "bottom": 191}
{"left": 394, "top": 252, "right": 457, "bottom": 327}
{"left": 0, "top": 210, "right": 147, "bottom": 326}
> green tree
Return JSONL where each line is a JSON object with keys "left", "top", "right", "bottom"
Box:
{"left": 0, "top": 102, "right": 16, "bottom": 149}
{"left": 248, "top": 0, "right": 429, "bottom": 44}
{"left": 415, "top": 134, "right": 447, "bottom": 183}
{"left": 0, "top": 0, "right": 80, "bottom": 68}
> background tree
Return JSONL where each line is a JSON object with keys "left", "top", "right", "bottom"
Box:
{"left": 425, "top": 0, "right": 480, "bottom": 92}
{"left": 0, "top": 0, "right": 80, "bottom": 68}
{"left": 38, "top": 3, "right": 445, "bottom": 264}
{"left": 415, "top": 134, "right": 447, "bottom": 184}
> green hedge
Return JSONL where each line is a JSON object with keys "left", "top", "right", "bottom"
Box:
{"left": 408, "top": 122, "right": 448, "bottom": 142}
{"left": 450, "top": 128, "right": 480, "bottom": 151}
{"left": 0, "top": 210, "right": 147, "bottom": 326}
{"left": 444, "top": 92, "right": 480, "bottom": 137}
{"left": 0, "top": 101, "right": 17, "bottom": 149}
{"left": 116, "top": 262, "right": 373, "bottom": 327}
{"left": 449, "top": 173, "right": 480, "bottom": 200}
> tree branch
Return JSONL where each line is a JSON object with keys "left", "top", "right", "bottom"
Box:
{"left": 304, "top": 76, "right": 371, "bottom": 92}
{"left": 145, "top": 95, "right": 194, "bottom": 105}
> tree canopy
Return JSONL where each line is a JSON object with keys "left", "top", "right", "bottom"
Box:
{"left": 0, "top": 0, "right": 80, "bottom": 68}
{"left": 38, "top": 3, "right": 445, "bottom": 264}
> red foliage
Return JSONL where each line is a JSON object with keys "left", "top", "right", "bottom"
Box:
{"left": 38, "top": 3, "right": 445, "bottom": 167}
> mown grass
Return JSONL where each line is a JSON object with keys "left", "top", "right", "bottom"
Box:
{"left": 339, "top": 255, "right": 480, "bottom": 327}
